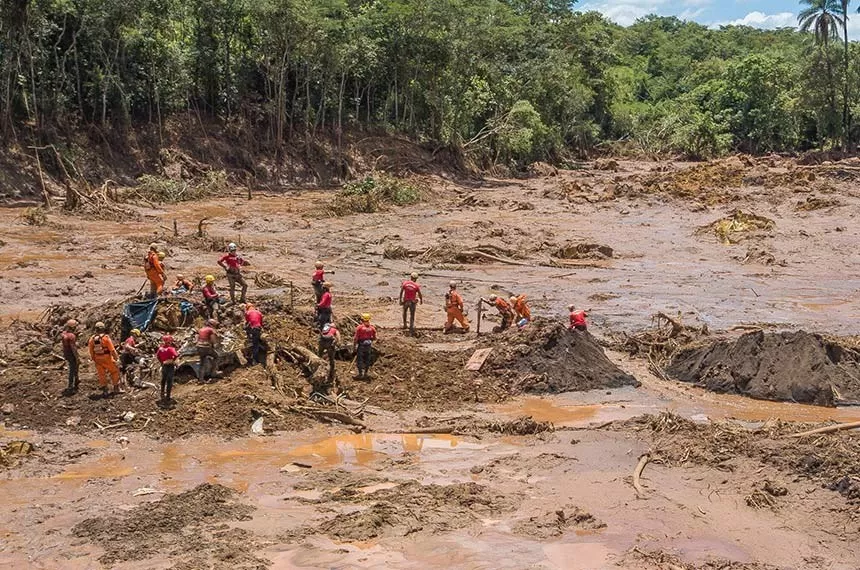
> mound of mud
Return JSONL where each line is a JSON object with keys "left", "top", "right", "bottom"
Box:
{"left": 553, "top": 242, "right": 613, "bottom": 260}
{"left": 484, "top": 319, "right": 638, "bottom": 394}
{"left": 667, "top": 331, "right": 860, "bottom": 406}
{"left": 698, "top": 210, "right": 775, "bottom": 244}
{"left": 513, "top": 505, "right": 606, "bottom": 539}
{"left": 73, "top": 483, "right": 259, "bottom": 567}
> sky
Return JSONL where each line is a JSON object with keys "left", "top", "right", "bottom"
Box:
{"left": 574, "top": 0, "right": 860, "bottom": 38}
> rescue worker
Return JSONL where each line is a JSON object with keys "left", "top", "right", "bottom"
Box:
{"left": 399, "top": 272, "right": 423, "bottom": 335}
{"left": 173, "top": 274, "right": 194, "bottom": 294}
{"left": 61, "top": 319, "right": 80, "bottom": 394}
{"left": 353, "top": 314, "right": 377, "bottom": 380}
{"left": 201, "top": 275, "right": 220, "bottom": 319}
{"left": 196, "top": 319, "right": 220, "bottom": 383}
{"left": 244, "top": 303, "right": 264, "bottom": 365}
{"left": 510, "top": 294, "right": 532, "bottom": 324}
{"left": 120, "top": 329, "right": 143, "bottom": 386}
{"left": 312, "top": 261, "right": 326, "bottom": 303}
{"left": 316, "top": 282, "right": 333, "bottom": 329}
{"left": 318, "top": 322, "right": 342, "bottom": 388}
{"left": 481, "top": 295, "right": 514, "bottom": 331}
{"left": 569, "top": 305, "right": 588, "bottom": 332}
{"left": 88, "top": 322, "right": 121, "bottom": 396}
{"left": 444, "top": 281, "right": 470, "bottom": 334}
{"left": 156, "top": 335, "right": 178, "bottom": 405}
{"left": 144, "top": 243, "right": 166, "bottom": 298}
{"left": 218, "top": 242, "right": 249, "bottom": 304}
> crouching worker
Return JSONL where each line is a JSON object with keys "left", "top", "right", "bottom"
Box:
{"left": 202, "top": 275, "right": 220, "bottom": 319}
{"left": 157, "top": 335, "right": 178, "bottom": 406}
{"left": 481, "top": 295, "right": 514, "bottom": 332}
{"left": 353, "top": 314, "right": 377, "bottom": 380}
{"left": 569, "top": 305, "right": 588, "bottom": 332}
{"left": 196, "top": 319, "right": 220, "bottom": 383}
{"left": 88, "top": 322, "right": 121, "bottom": 397}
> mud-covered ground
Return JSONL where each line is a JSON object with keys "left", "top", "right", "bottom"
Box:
{"left": 1, "top": 156, "right": 860, "bottom": 569}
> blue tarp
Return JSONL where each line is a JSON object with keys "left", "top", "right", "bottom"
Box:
{"left": 121, "top": 298, "right": 159, "bottom": 337}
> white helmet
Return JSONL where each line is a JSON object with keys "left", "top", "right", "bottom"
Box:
{"left": 228, "top": 242, "right": 237, "bottom": 251}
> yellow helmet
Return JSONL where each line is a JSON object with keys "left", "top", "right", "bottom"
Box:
{"left": 205, "top": 275, "right": 215, "bottom": 283}
{"left": 130, "top": 328, "right": 141, "bottom": 336}
{"left": 361, "top": 313, "right": 371, "bottom": 322}
{"left": 157, "top": 251, "right": 166, "bottom": 260}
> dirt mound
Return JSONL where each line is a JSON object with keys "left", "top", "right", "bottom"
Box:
{"left": 553, "top": 242, "right": 613, "bottom": 260}
{"left": 483, "top": 319, "right": 638, "bottom": 394}
{"left": 642, "top": 158, "right": 747, "bottom": 203}
{"left": 666, "top": 331, "right": 860, "bottom": 406}
{"left": 73, "top": 483, "right": 260, "bottom": 567}
{"left": 513, "top": 505, "right": 606, "bottom": 539}
{"left": 294, "top": 480, "right": 518, "bottom": 541}
{"left": 697, "top": 210, "right": 775, "bottom": 244}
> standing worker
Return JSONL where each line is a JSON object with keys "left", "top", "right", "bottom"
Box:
{"left": 481, "top": 295, "right": 514, "bottom": 332}
{"left": 218, "top": 242, "right": 250, "bottom": 304}
{"left": 244, "top": 303, "right": 264, "bottom": 365}
{"left": 316, "top": 282, "right": 333, "bottom": 329}
{"left": 156, "top": 335, "right": 178, "bottom": 406}
{"left": 201, "top": 275, "right": 221, "bottom": 319}
{"left": 354, "top": 314, "right": 377, "bottom": 380}
{"left": 120, "top": 329, "right": 142, "bottom": 380}
{"left": 444, "top": 282, "right": 470, "bottom": 334}
{"left": 318, "top": 322, "right": 342, "bottom": 389}
{"left": 61, "top": 319, "right": 80, "bottom": 395}
{"left": 196, "top": 319, "right": 220, "bottom": 383}
{"left": 144, "top": 243, "right": 166, "bottom": 298}
{"left": 312, "top": 262, "right": 326, "bottom": 303}
{"left": 88, "top": 322, "right": 121, "bottom": 396}
{"left": 569, "top": 305, "right": 588, "bottom": 332}
{"left": 510, "top": 294, "right": 532, "bottom": 325}
{"left": 399, "top": 272, "right": 423, "bottom": 335}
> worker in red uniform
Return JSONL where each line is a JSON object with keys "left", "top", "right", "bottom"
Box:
{"left": 217, "top": 242, "right": 249, "bottom": 304}
{"left": 173, "top": 274, "right": 194, "bottom": 294}
{"left": 444, "top": 281, "right": 470, "bottom": 333}
{"left": 201, "top": 275, "right": 220, "bottom": 319}
{"left": 481, "top": 295, "right": 514, "bottom": 332}
{"left": 196, "top": 319, "right": 220, "bottom": 382}
{"left": 399, "top": 272, "right": 423, "bottom": 335}
{"left": 88, "top": 322, "right": 121, "bottom": 396}
{"left": 316, "top": 282, "right": 333, "bottom": 329}
{"left": 156, "top": 335, "right": 179, "bottom": 406}
{"left": 318, "top": 322, "right": 342, "bottom": 389}
{"left": 120, "top": 328, "right": 142, "bottom": 378}
{"left": 569, "top": 305, "right": 588, "bottom": 332}
{"left": 61, "top": 319, "right": 80, "bottom": 394}
{"left": 244, "top": 303, "right": 264, "bottom": 365}
{"left": 510, "top": 294, "right": 531, "bottom": 325}
{"left": 312, "top": 261, "right": 326, "bottom": 303}
{"left": 144, "top": 243, "right": 166, "bottom": 298}
{"left": 353, "top": 313, "right": 377, "bottom": 380}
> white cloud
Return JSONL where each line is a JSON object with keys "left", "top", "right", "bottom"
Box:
{"left": 715, "top": 11, "right": 797, "bottom": 29}
{"left": 577, "top": 1, "right": 669, "bottom": 26}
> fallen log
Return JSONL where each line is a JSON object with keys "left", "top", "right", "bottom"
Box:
{"left": 787, "top": 421, "right": 860, "bottom": 439}
{"left": 459, "top": 250, "right": 531, "bottom": 266}
{"left": 633, "top": 453, "right": 651, "bottom": 498}
{"left": 399, "top": 427, "right": 456, "bottom": 435}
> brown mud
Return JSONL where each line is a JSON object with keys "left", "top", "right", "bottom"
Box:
{"left": 1, "top": 155, "right": 860, "bottom": 569}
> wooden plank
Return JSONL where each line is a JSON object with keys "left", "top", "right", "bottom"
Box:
{"left": 465, "top": 348, "right": 493, "bottom": 371}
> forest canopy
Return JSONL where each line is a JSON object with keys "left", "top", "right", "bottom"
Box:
{"left": 1, "top": 0, "right": 858, "bottom": 164}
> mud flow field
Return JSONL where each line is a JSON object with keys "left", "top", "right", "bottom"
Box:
{"left": 1, "top": 156, "right": 860, "bottom": 569}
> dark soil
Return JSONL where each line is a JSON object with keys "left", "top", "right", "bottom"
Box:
{"left": 666, "top": 330, "right": 860, "bottom": 406}
{"left": 483, "top": 319, "right": 639, "bottom": 394}
{"left": 72, "top": 483, "right": 261, "bottom": 568}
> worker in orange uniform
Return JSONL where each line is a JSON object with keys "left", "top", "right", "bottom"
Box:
{"left": 244, "top": 303, "right": 264, "bottom": 365}
{"left": 399, "top": 272, "right": 423, "bottom": 335}
{"left": 510, "top": 294, "right": 531, "bottom": 324}
{"left": 173, "top": 274, "right": 194, "bottom": 294}
{"left": 144, "top": 243, "right": 166, "bottom": 298}
{"left": 218, "top": 242, "right": 250, "bottom": 304}
{"left": 88, "top": 322, "right": 121, "bottom": 397}
{"left": 353, "top": 313, "right": 377, "bottom": 380}
{"left": 481, "top": 295, "right": 514, "bottom": 332}
{"left": 444, "top": 281, "right": 470, "bottom": 334}
{"left": 569, "top": 305, "right": 588, "bottom": 332}
{"left": 312, "top": 261, "right": 326, "bottom": 303}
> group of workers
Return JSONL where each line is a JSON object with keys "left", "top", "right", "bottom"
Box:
{"left": 60, "top": 242, "right": 589, "bottom": 405}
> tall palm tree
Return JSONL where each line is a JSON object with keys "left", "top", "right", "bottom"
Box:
{"left": 841, "top": 0, "right": 851, "bottom": 147}
{"left": 799, "top": 0, "right": 843, "bottom": 143}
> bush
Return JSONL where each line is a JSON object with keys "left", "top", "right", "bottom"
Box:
{"left": 131, "top": 170, "right": 229, "bottom": 203}
{"left": 332, "top": 172, "right": 425, "bottom": 215}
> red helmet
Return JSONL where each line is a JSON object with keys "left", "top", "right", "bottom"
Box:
{"left": 161, "top": 335, "right": 174, "bottom": 345}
